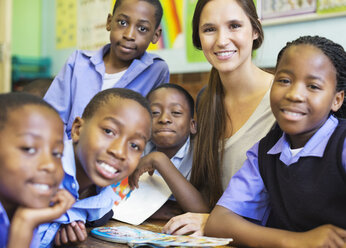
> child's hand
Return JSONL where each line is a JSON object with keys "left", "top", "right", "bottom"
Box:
{"left": 290, "top": 224, "right": 346, "bottom": 248}
{"left": 13, "top": 189, "right": 75, "bottom": 228}
{"left": 54, "top": 221, "right": 87, "bottom": 246}
{"left": 129, "top": 152, "right": 165, "bottom": 189}
{"left": 162, "top": 212, "right": 210, "bottom": 236}
{"left": 7, "top": 189, "right": 75, "bottom": 248}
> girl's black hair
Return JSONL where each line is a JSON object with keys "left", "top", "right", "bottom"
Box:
{"left": 146, "top": 83, "right": 195, "bottom": 118}
{"left": 112, "top": 0, "right": 163, "bottom": 29}
{"left": 276, "top": 35, "right": 346, "bottom": 118}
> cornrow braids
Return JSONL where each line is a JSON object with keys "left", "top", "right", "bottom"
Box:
{"left": 276, "top": 35, "right": 346, "bottom": 118}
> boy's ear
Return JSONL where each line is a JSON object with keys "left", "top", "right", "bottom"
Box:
{"left": 331, "top": 90, "right": 345, "bottom": 112}
{"left": 71, "top": 117, "right": 84, "bottom": 143}
{"left": 106, "top": 14, "right": 113, "bottom": 31}
{"left": 190, "top": 119, "right": 197, "bottom": 135}
{"left": 151, "top": 27, "right": 162, "bottom": 44}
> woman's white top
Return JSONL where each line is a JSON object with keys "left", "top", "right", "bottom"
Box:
{"left": 221, "top": 89, "right": 276, "bottom": 190}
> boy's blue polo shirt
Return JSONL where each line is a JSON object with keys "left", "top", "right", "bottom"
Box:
{"left": 44, "top": 43, "right": 170, "bottom": 139}
{"left": 0, "top": 201, "right": 39, "bottom": 248}
{"left": 217, "top": 115, "right": 346, "bottom": 224}
{"left": 38, "top": 140, "right": 119, "bottom": 247}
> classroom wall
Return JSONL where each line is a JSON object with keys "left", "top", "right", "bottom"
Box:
{"left": 12, "top": 0, "right": 41, "bottom": 57}
{"left": 40, "top": 1, "right": 346, "bottom": 76}
{"left": 254, "top": 15, "right": 346, "bottom": 68}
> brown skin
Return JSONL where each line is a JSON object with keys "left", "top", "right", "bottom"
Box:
{"left": 0, "top": 105, "right": 75, "bottom": 248}
{"left": 55, "top": 97, "right": 151, "bottom": 246}
{"left": 206, "top": 206, "right": 346, "bottom": 248}
{"left": 205, "top": 45, "right": 346, "bottom": 248}
{"left": 104, "top": 0, "right": 161, "bottom": 73}
{"left": 128, "top": 88, "right": 209, "bottom": 234}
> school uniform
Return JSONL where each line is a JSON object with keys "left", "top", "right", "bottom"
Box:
{"left": 37, "top": 140, "right": 119, "bottom": 248}
{"left": 143, "top": 137, "right": 193, "bottom": 201}
{"left": 217, "top": 115, "right": 346, "bottom": 230}
{"left": 0, "top": 201, "right": 40, "bottom": 248}
{"left": 143, "top": 136, "right": 193, "bottom": 180}
{"left": 44, "top": 43, "right": 170, "bottom": 139}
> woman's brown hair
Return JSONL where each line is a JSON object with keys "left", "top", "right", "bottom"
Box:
{"left": 190, "top": 0, "right": 264, "bottom": 210}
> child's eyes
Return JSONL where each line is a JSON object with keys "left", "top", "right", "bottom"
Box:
{"left": 138, "top": 26, "right": 149, "bottom": 33}
{"left": 307, "top": 84, "right": 321, "bottom": 90}
{"left": 103, "top": 128, "right": 116, "bottom": 136}
{"left": 130, "top": 143, "right": 141, "bottom": 151}
{"left": 151, "top": 111, "right": 160, "bottom": 116}
{"left": 52, "top": 151, "right": 63, "bottom": 159}
{"left": 21, "top": 147, "right": 37, "bottom": 154}
{"left": 277, "top": 78, "right": 291, "bottom": 84}
{"left": 117, "top": 20, "right": 127, "bottom": 26}
{"left": 172, "top": 111, "right": 182, "bottom": 116}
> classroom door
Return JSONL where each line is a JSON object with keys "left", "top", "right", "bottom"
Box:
{"left": 0, "top": 0, "right": 12, "bottom": 93}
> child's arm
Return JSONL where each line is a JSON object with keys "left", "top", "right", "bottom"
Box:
{"left": 7, "top": 189, "right": 75, "bottom": 248}
{"left": 129, "top": 151, "right": 209, "bottom": 213}
{"left": 206, "top": 205, "right": 346, "bottom": 248}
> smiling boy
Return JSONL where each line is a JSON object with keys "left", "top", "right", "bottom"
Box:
{"left": 38, "top": 88, "right": 152, "bottom": 247}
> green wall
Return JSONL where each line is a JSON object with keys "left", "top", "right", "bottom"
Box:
{"left": 12, "top": 0, "right": 41, "bottom": 57}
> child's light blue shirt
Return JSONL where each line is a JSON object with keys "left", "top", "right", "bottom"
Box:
{"left": 143, "top": 136, "right": 193, "bottom": 180}
{"left": 38, "top": 140, "right": 119, "bottom": 247}
{"left": 44, "top": 43, "right": 170, "bottom": 139}
{"left": 143, "top": 137, "right": 193, "bottom": 201}
{"left": 0, "top": 201, "right": 39, "bottom": 248}
{"left": 217, "top": 115, "right": 346, "bottom": 224}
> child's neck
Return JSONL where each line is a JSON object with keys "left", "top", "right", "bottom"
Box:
{"left": 157, "top": 146, "right": 181, "bottom": 159}
{"left": 74, "top": 158, "right": 96, "bottom": 199}
{"left": 103, "top": 51, "right": 132, "bottom": 74}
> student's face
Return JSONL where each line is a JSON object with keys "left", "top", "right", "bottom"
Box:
{"left": 0, "top": 105, "right": 64, "bottom": 210}
{"left": 106, "top": 0, "right": 161, "bottom": 67}
{"left": 72, "top": 97, "right": 151, "bottom": 189}
{"left": 270, "top": 45, "right": 344, "bottom": 148}
{"left": 148, "top": 88, "right": 196, "bottom": 155}
{"left": 198, "top": 0, "right": 258, "bottom": 74}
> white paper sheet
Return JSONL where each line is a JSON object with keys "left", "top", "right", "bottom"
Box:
{"left": 112, "top": 173, "right": 172, "bottom": 225}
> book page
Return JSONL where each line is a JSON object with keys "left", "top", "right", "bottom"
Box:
{"left": 112, "top": 174, "right": 172, "bottom": 225}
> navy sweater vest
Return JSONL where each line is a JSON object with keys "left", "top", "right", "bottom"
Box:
{"left": 258, "top": 119, "right": 346, "bottom": 231}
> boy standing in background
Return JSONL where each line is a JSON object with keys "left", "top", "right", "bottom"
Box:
{"left": 44, "top": 0, "right": 169, "bottom": 139}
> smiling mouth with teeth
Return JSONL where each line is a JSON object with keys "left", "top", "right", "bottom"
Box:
{"left": 33, "top": 183, "right": 50, "bottom": 191}
{"left": 283, "top": 110, "right": 305, "bottom": 117}
{"left": 99, "top": 162, "right": 118, "bottom": 174}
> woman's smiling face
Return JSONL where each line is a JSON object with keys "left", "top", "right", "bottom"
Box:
{"left": 198, "top": 0, "right": 258, "bottom": 73}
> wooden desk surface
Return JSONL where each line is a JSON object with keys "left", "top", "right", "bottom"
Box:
{"left": 75, "top": 219, "right": 235, "bottom": 248}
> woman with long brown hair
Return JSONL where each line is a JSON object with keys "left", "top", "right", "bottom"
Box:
{"left": 162, "top": 0, "right": 275, "bottom": 235}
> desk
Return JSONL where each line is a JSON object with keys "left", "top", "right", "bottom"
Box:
{"left": 76, "top": 219, "right": 235, "bottom": 247}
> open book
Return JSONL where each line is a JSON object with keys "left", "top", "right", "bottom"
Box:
{"left": 91, "top": 225, "right": 233, "bottom": 247}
